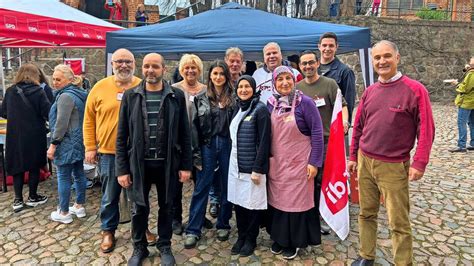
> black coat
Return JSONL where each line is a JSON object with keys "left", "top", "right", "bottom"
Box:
{"left": 115, "top": 81, "right": 192, "bottom": 206}
{"left": 1, "top": 83, "right": 51, "bottom": 175}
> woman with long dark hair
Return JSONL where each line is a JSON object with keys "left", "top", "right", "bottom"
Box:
{"left": 184, "top": 61, "right": 235, "bottom": 248}
{"left": 1, "top": 63, "right": 51, "bottom": 212}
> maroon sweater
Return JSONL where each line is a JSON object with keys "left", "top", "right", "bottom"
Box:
{"left": 350, "top": 75, "right": 435, "bottom": 172}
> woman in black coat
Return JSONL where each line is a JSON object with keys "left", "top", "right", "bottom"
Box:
{"left": 1, "top": 63, "right": 51, "bottom": 212}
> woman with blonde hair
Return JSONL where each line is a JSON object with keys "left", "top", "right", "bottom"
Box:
{"left": 135, "top": 3, "right": 149, "bottom": 27}
{"left": 47, "top": 64, "right": 88, "bottom": 224}
{"left": 174, "top": 54, "right": 206, "bottom": 95}
{"left": 171, "top": 54, "right": 208, "bottom": 235}
{"left": 1, "top": 63, "right": 51, "bottom": 212}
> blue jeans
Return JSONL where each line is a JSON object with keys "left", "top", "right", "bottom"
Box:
{"left": 186, "top": 135, "right": 232, "bottom": 236}
{"left": 57, "top": 160, "right": 86, "bottom": 213}
{"left": 98, "top": 154, "right": 121, "bottom": 231}
{"left": 457, "top": 107, "right": 474, "bottom": 148}
{"left": 329, "top": 3, "right": 339, "bottom": 17}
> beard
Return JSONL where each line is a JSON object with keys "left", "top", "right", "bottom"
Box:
{"left": 113, "top": 67, "right": 134, "bottom": 82}
{"left": 145, "top": 75, "right": 162, "bottom": 84}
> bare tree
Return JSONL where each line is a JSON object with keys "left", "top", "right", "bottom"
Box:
{"left": 339, "top": 0, "right": 354, "bottom": 16}
{"left": 313, "top": 0, "right": 331, "bottom": 17}
{"left": 257, "top": 0, "right": 268, "bottom": 10}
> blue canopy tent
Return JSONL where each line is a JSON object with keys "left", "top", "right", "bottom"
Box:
{"left": 106, "top": 2, "right": 374, "bottom": 86}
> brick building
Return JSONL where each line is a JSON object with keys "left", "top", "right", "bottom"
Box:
{"left": 61, "top": 0, "right": 160, "bottom": 27}
{"left": 382, "top": 0, "right": 472, "bottom": 22}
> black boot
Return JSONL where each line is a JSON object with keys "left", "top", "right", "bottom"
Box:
{"left": 239, "top": 239, "right": 256, "bottom": 257}
{"left": 128, "top": 244, "right": 149, "bottom": 266}
{"left": 231, "top": 239, "right": 245, "bottom": 255}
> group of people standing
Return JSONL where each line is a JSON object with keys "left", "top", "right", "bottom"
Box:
{"left": 2, "top": 63, "right": 88, "bottom": 222}
{"left": 1, "top": 32, "right": 437, "bottom": 266}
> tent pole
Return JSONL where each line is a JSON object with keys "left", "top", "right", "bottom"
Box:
{"left": 1, "top": 48, "right": 6, "bottom": 97}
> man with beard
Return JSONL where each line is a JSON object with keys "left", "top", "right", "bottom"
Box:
{"left": 297, "top": 50, "right": 349, "bottom": 235}
{"left": 116, "top": 53, "right": 192, "bottom": 265}
{"left": 253, "top": 42, "right": 303, "bottom": 103}
{"left": 83, "top": 48, "right": 156, "bottom": 253}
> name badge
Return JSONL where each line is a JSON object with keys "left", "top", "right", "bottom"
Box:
{"left": 314, "top": 96, "right": 326, "bottom": 107}
{"left": 116, "top": 92, "right": 124, "bottom": 101}
{"left": 189, "top": 95, "right": 195, "bottom": 102}
{"left": 244, "top": 116, "right": 252, "bottom": 121}
{"left": 283, "top": 115, "right": 295, "bottom": 123}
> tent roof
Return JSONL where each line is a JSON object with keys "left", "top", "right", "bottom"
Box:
{"left": 0, "top": 0, "right": 121, "bottom": 48}
{"left": 106, "top": 2, "right": 370, "bottom": 60}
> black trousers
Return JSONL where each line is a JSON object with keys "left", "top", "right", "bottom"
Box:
{"left": 131, "top": 161, "right": 172, "bottom": 248}
{"left": 235, "top": 204, "right": 262, "bottom": 244}
{"left": 13, "top": 168, "right": 40, "bottom": 200}
{"left": 171, "top": 168, "right": 197, "bottom": 223}
{"left": 314, "top": 140, "right": 329, "bottom": 206}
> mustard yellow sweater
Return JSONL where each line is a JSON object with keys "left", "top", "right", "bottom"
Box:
{"left": 83, "top": 75, "right": 141, "bottom": 154}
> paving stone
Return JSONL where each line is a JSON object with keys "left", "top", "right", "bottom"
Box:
{"left": 316, "top": 257, "right": 328, "bottom": 264}
{"left": 3, "top": 242, "right": 17, "bottom": 250}
{"left": 0, "top": 104, "right": 470, "bottom": 265}
{"left": 108, "top": 253, "right": 125, "bottom": 265}
{"left": 9, "top": 254, "right": 32, "bottom": 263}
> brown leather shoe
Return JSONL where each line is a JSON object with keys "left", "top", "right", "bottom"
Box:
{"left": 146, "top": 229, "right": 157, "bottom": 246}
{"left": 100, "top": 231, "right": 116, "bottom": 253}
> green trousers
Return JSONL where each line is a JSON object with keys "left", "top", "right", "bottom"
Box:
{"left": 357, "top": 152, "right": 413, "bottom": 266}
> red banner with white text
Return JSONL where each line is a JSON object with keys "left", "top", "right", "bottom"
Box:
{"left": 319, "top": 89, "right": 350, "bottom": 240}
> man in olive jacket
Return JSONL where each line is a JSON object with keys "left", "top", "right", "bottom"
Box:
{"left": 115, "top": 53, "right": 192, "bottom": 266}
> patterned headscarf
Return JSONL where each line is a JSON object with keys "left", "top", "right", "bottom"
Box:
{"left": 272, "top": 66, "right": 296, "bottom": 106}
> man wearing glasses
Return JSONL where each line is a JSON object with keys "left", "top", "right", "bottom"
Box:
{"left": 83, "top": 48, "right": 156, "bottom": 253}
{"left": 296, "top": 50, "right": 349, "bottom": 235}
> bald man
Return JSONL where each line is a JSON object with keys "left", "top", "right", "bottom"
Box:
{"left": 83, "top": 49, "right": 156, "bottom": 253}
{"left": 349, "top": 41, "right": 435, "bottom": 266}
{"left": 116, "top": 53, "right": 192, "bottom": 265}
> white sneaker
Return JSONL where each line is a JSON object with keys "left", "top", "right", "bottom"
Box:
{"left": 51, "top": 210, "right": 73, "bottom": 224}
{"left": 69, "top": 205, "right": 86, "bottom": 218}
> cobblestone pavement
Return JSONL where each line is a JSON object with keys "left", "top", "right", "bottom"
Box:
{"left": 0, "top": 103, "right": 473, "bottom": 265}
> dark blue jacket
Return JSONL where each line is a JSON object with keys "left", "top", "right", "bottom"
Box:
{"left": 319, "top": 57, "right": 356, "bottom": 122}
{"left": 232, "top": 97, "right": 271, "bottom": 174}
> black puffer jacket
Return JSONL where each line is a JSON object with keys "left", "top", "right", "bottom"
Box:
{"left": 231, "top": 97, "right": 271, "bottom": 174}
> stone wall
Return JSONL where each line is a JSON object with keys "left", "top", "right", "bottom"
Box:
{"left": 314, "top": 16, "right": 474, "bottom": 101}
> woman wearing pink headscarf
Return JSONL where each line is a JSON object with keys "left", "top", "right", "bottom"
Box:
{"left": 266, "top": 66, "right": 324, "bottom": 260}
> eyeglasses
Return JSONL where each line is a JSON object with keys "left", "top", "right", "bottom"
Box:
{"left": 113, "top": 59, "right": 134, "bottom": 65}
{"left": 300, "top": 60, "right": 317, "bottom": 66}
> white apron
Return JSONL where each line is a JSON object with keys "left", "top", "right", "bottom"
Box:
{"left": 227, "top": 108, "right": 267, "bottom": 210}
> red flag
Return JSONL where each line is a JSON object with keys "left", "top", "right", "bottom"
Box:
{"left": 64, "top": 58, "right": 85, "bottom": 75}
{"left": 319, "top": 89, "right": 350, "bottom": 240}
